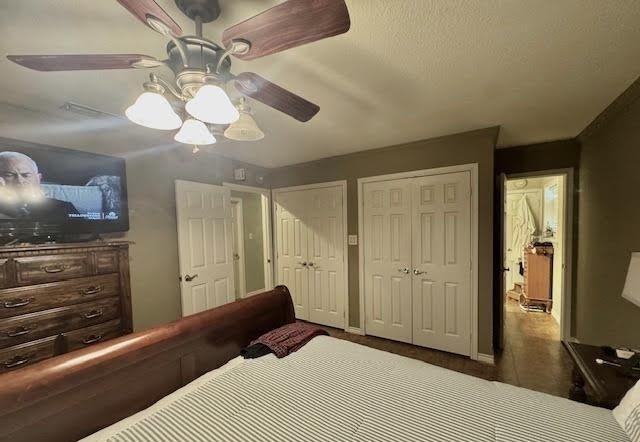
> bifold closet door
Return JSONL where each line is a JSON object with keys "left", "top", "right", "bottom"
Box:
{"left": 275, "top": 190, "right": 309, "bottom": 319}
{"left": 307, "top": 187, "right": 345, "bottom": 328}
{"left": 411, "top": 172, "right": 471, "bottom": 355}
{"left": 362, "top": 179, "right": 413, "bottom": 343}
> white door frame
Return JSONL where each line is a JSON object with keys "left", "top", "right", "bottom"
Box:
{"left": 504, "top": 168, "right": 575, "bottom": 342}
{"left": 222, "top": 182, "right": 274, "bottom": 291}
{"left": 230, "top": 197, "right": 247, "bottom": 299}
{"left": 358, "top": 163, "right": 480, "bottom": 360}
{"left": 272, "top": 180, "right": 349, "bottom": 331}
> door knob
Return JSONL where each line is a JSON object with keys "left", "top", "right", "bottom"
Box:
{"left": 184, "top": 274, "right": 198, "bottom": 282}
{"left": 298, "top": 261, "right": 308, "bottom": 267}
{"left": 413, "top": 269, "right": 425, "bottom": 275}
{"left": 398, "top": 267, "right": 410, "bottom": 274}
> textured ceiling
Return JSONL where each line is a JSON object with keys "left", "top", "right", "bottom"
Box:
{"left": 1, "top": 0, "right": 639, "bottom": 167}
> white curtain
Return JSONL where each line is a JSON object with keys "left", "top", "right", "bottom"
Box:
{"left": 510, "top": 194, "right": 537, "bottom": 262}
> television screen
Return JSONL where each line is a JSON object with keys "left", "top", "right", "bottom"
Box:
{"left": 0, "top": 138, "right": 128, "bottom": 237}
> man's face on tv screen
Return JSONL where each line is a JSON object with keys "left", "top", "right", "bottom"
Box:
{"left": 0, "top": 152, "right": 43, "bottom": 200}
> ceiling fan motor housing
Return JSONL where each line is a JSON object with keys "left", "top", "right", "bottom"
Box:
{"left": 175, "top": 0, "right": 221, "bottom": 23}
{"left": 166, "top": 37, "right": 232, "bottom": 91}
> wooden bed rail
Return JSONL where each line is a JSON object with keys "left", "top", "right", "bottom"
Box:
{"left": 0, "top": 286, "right": 295, "bottom": 442}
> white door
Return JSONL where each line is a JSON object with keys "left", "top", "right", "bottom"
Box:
{"left": 230, "top": 198, "right": 246, "bottom": 299}
{"left": 362, "top": 179, "right": 413, "bottom": 343}
{"left": 275, "top": 190, "right": 309, "bottom": 319}
{"left": 176, "top": 180, "right": 235, "bottom": 316}
{"left": 411, "top": 172, "right": 472, "bottom": 355}
{"left": 307, "top": 187, "right": 345, "bottom": 328}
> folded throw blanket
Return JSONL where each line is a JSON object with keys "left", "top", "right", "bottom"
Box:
{"left": 246, "top": 322, "right": 328, "bottom": 358}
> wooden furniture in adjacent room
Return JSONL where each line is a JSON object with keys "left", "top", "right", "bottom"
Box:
{"left": 520, "top": 244, "right": 554, "bottom": 312}
{"left": 563, "top": 341, "right": 639, "bottom": 409}
{"left": 0, "top": 241, "right": 132, "bottom": 373}
{"left": 0, "top": 286, "right": 294, "bottom": 442}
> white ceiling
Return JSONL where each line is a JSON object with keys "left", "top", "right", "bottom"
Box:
{"left": 0, "top": 0, "right": 639, "bottom": 168}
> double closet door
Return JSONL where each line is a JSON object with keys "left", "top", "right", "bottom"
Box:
{"left": 362, "top": 171, "right": 472, "bottom": 356}
{"left": 275, "top": 184, "right": 345, "bottom": 328}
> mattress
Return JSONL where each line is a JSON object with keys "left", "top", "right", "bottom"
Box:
{"left": 84, "top": 336, "right": 629, "bottom": 442}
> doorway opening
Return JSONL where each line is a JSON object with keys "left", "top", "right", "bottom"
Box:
{"left": 499, "top": 170, "right": 574, "bottom": 394}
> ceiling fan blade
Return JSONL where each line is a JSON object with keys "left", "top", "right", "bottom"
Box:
{"left": 6, "top": 54, "right": 162, "bottom": 71}
{"left": 116, "top": 0, "right": 182, "bottom": 36}
{"left": 234, "top": 72, "right": 319, "bottom": 122}
{"left": 222, "top": 0, "right": 350, "bottom": 61}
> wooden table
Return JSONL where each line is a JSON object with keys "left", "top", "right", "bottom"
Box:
{"left": 563, "top": 341, "right": 639, "bottom": 409}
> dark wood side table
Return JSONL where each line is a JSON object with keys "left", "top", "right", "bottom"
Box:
{"left": 563, "top": 341, "right": 639, "bottom": 409}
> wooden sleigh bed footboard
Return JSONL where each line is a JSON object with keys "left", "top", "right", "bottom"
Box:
{"left": 0, "top": 286, "right": 295, "bottom": 442}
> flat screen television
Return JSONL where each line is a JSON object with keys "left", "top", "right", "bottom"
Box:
{"left": 0, "top": 138, "right": 129, "bottom": 240}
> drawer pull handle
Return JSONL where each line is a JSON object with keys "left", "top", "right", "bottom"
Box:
{"left": 3, "top": 298, "right": 33, "bottom": 308}
{"left": 82, "top": 334, "right": 103, "bottom": 345}
{"left": 80, "top": 285, "right": 103, "bottom": 296}
{"left": 7, "top": 326, "right": 32, "bottom": 338}
{"left": 4, "top": 355, "right": 29, "bottom": 369}
{"left": 41, "top": 264, "right": 68, "bottom": 274}
{"left": 84, "top": 309, "right": 103, "bottom": 319}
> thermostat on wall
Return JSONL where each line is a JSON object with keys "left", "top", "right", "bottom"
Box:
{"left": 234, "top": 168, "right": 246, "bottom": 181}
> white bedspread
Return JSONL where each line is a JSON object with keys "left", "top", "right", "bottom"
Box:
{"left": 84, "top": 336, "right": 629, "bottom": 442}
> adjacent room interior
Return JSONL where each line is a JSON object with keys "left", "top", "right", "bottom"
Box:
{"left": 0, "top": 1, "right": 639, "bottom": 441}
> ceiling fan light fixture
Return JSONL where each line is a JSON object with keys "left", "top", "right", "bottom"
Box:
{"left": 125, "top": 91, "right": 182, "bottom": 130}
{"left": 174, "top": 118, "right": 217, "bottom": 145}
{"left": 185, "top": 84, "right": 239, "bottom": 125}
{"left": 224, "top": 112, "right": 264, "bottom": 141}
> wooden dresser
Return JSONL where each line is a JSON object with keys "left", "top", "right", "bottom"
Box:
{"left": 0, "top": 241, "right": 132, "bottom": 373}
{"left": 520, "top": 244, "right": 554, "bottom": 312}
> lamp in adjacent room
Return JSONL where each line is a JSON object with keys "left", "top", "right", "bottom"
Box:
{"left": 174, "top": 119, "right": 217, "bottom": 145}
{"left": 185, "top": 84, "right": 239, "bottom": 125}
{"left": 224, "top": 98, "right": 264, "bottom": 141}
{"left": 125, "top": 91, "right": 182, "bottom": 130}
{"left": 622, "top": 252, "right": 640, "bottom": 308}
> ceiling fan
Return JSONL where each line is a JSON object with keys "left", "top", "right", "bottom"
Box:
{"left": 6, "top": 0, "right": 351, "bottom": 145}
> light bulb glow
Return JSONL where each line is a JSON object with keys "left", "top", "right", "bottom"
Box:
{"left": 125, "top": 92, "right": 182, "bottom": 130}
{"left": 174, "top": 119, "right": 217, "bottom": 145}
{"left": 224, "top": 112, "right": 264, "bottom": 141}
{"left": 185, "top": 85, "right": 239, "bottom": 124}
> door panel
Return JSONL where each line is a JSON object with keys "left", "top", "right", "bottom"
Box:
{"left": 275, "top": 191, "right": 309, "bottom": 319}
{"left": 411, "top": 172, "right": 471, "bottom": 355}
{"left": 362, "top": 179, "right": 412, "bottom": 343}
{"left": 176, "top": 181, "right": 235, "bottom": 316}
{"left": 307, "top": 187, "right": 345, "bottom": 328}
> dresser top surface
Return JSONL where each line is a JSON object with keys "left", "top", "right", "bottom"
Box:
{"left": 0, "top": 241, "right": 131, "bottom": 254}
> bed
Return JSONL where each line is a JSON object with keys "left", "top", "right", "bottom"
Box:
{"left": 0, "top": 286, "right": 631, "bottom": 442}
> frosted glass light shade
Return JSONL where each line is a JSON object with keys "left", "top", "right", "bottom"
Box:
{"left": 185, "top": 85, "right": 239, "bottom": 124}
{"left": 224, "top": 112, "right": 264, "bottom": 141}
{"left": 174, "top": 119, "right": 217, "bottom": 145}
{"left": 125, "top": 92, "right": 182, "bottom": 130}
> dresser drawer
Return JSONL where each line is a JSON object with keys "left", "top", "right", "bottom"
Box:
{"left": 0, "top": 274, "right": 120, "bottom": 319}
{"left": 95, "top": 250, "right": 119, "bottom": 274}
{"left": 64, "top": 319, "right": 123, "bottom": 352}
{"left": 0, "top": 297, "right": 120, "bottom": 348}
{"left": 0, "top": 335, "right": 60, "bottom": 374}
{"left": 14, "top": 253, "right": 91, "bottom": 285}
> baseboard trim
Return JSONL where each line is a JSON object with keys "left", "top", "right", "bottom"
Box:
{"left": 477, "top": 353, "right": 495, "bottom": 365}
{"left": 347, "top": 327, "right": 365, "bottom": 336}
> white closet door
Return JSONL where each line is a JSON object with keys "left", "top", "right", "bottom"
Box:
{"left": 176, "top": 180, "right": 235, "bottom": 316}
{"left": 275, "top": 190, "right": 309, "bottom": 319}
{"left": 411, "top": 172, "right": 472, "bottom": 355}
{"left": 307, "top": 186, "right": 345, "bottom": 328}
{"left": 362, "top": 179, "right": 413, "bottom": 343}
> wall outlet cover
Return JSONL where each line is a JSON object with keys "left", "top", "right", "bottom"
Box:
{"left": 348, "top": 235, "right": 358, "bottom": 246}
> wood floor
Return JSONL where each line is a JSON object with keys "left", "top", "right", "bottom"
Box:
{"left": 317, "top": 298, "right": 574, "bottom": 399}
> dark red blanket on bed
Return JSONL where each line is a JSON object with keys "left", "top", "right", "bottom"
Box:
{"left": 250, "top": 322, "right": 328, "bottom": 358}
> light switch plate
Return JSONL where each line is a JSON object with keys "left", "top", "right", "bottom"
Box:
{"left": 348, "top": 235, "right": 358, "bottom": 246}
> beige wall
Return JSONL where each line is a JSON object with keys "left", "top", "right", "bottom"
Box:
{"left": 576, "top": 77, "right": 640, "bottom": 347}
{"left": 270, "top": 127, "right": 499, "bottom": 355}
{"left": 124, "top": 148, "right": 269, "bottom": 331}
